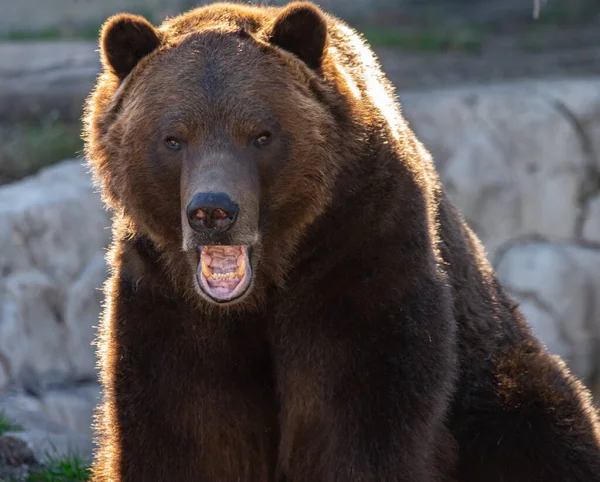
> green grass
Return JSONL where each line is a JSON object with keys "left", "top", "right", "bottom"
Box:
{"left": 0, "top": 24, "right": 102, "bottom": 42}
{"left": 0, "top": 122, "right": 83, "bottom": 184}
{"left": 1, "top": 27, "right": 64, "bottom": 41}
{"left": 22, "top": 124, "right": 84, "bottom": 165}
{"left": 361, "top": 26, "right": 482, "bottom": 53}
{"left": 0, "top": 410, "right": 23, "bottom": 435}
{"left": 27, "top": 454, "right": 91, "bottom": 482}
{"left": 0, "top": 411, "right": 91, "bottom": 481}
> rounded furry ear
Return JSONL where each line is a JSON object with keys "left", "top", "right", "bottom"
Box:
{"left": 101, "top": 14, "right": 162, "bottom": 80}
{"left": 269, "top": 2, "right": 328, "bottom": 69}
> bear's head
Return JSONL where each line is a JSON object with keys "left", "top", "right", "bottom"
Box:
{"left": 86, "top": 2, "right": 346, "bottom": 307}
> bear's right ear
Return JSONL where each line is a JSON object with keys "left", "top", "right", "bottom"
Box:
{"left": 100, "top": 14, "right": 162, "bottom": 80}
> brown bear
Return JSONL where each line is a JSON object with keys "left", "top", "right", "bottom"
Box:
{"left": 84, "top": 2, "right": 600, "bottom": 481}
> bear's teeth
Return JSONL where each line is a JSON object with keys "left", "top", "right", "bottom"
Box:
{"left": 237, "top": 258, "right": 246, "bottom": 278}
{"left": 210, "top": 272, "right": 236, "bottom": 280}
{"left": 201, "top": 262, "right": 212, "bottom": 279}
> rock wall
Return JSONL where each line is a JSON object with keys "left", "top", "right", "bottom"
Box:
{"left": 0, "top": 160, "right": 109, "bottom": 443}
{"left": 402, "top": 79, "right": 600, "bottom": 391}
{"left": 0, "top": 160, "right": 110, "bottom": 390}
{"left": 0, "top": 42, "right": 100, "bottom": 124}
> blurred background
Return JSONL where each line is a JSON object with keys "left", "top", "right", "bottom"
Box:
{"left": 0, "top": 0, "right": 599, "bottom": 479}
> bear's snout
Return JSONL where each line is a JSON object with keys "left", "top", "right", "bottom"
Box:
{"left": 186, "top": 191, "right": 239, "bottom": 235}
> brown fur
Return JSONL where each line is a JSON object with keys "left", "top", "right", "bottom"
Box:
{"left": 84, "top": 2, "right": 600, "bottom": 481}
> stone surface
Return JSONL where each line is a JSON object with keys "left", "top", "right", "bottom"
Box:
{"left": 0, "top": 42, "right": 100, "bottom": 123}
{"left": 400, "top": 80, "right": 600, "bottom": 388}
{"left": 0, "top": 405, "right": 94, "bottom": 463}
{"left": 401, "top": 78, "right": 600, "bottom": 261}
{"left": 0, "top": 435, "right": 39, "bottom": 481}
{"left": 582, "top": 195, "right": 600, "bottom": 243}
{"left": 65, "top": 254, "right": 108, "bottom": 381}
{"left": 3, "top": 383, "right": 101, "bottom": 438}
{"left": 0, "top": 160, "right": 110, "bottom": 390}
{"left": 496, "top": 242, "right": 600, "bottom": 385}
{"left": 0, "top": 436, "right": 36, "bottom": 467}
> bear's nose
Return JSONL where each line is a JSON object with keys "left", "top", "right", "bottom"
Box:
{"left": 186, "top": 192, "right": 239, "bottom": 234}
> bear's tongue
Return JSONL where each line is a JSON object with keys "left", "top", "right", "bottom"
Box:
{"left": 197, "top": 245, "right": 251, "bottom": 302}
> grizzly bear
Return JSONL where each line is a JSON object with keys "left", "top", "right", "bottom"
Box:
{"left": 84, "top": 2, "right": 600, "bottom": 481}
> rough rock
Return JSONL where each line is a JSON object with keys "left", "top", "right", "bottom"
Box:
{"left": 0, "top": 160, "right": 110, "bottom": 390}
{"left": 401, "top": 78, "right": 600, "bottom": 261}
{"left": 0, "top": 405, "right": 94, "bottom": 463}
{"left": 3, "top": 383, "right": 101, "bottom": 438}
{"left": 400, "top": 79, "right": 600, "bottom": 389}
{"left": 582, "top": 195, "right": 600, "bottom": 243}
{"left": 65, "top": 254, "right": 108, "bottom": 381}
{"left": 0, "top": 42, "right": 95, "bottom": 181}
{"left": 496, "top": 242, "right": 600, "bottom": 386}
{"left": 0, "top": 42, "right": 99, "bottom": 124}
{"left": 0, "top": 385, "right": 98, "bottom": 480}
{"left": 0, "top": 434, "right": 39, "bottom": 481}
{"left": 0, "top": 436, "right": 36, "bottom": 467}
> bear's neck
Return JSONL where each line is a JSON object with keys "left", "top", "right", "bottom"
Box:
{"left": 292, "top": 130, "right": 428, "bottom": 272}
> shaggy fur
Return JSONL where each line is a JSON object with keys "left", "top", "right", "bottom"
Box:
{"left": 84, "top": 2, "right": 600, "bottom": 481}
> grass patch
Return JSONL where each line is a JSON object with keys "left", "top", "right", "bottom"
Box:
{"left": 1, "top": 27, "right": 64, "bottom": 42}
{"left": 0, "top": 412, "right": 91, "bottom": 481}
{"left": 0, "top": 410, "right": 23, "bottom": 435}
{"left": 21, "top": 124, "right": 84, "bottom": 165}
{"left": 27, "top": 454, "right": 91, "bottom": 482}
{"left": 0, "top": 122, "right": 83, "bottom": 184}
{"left": 361, "top": 26, "right": 482, "bottom": 53}
{"left": 0, "top": 25, "right": 100, "bottom": 42}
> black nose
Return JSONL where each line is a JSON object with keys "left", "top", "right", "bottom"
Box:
{"left": 186, "top": 192, "right": 239, "bottom": 234}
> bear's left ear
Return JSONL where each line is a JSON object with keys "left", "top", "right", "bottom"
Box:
{"left": 268, "top": 2, "right": 328, "bottom": 70}
{"left": 100, "top": 14, "right": 162, "bottom": 80}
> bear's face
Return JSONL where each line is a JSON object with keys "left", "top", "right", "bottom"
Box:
{"left": 88, "top": 3, "right": 339, "bottom": 306}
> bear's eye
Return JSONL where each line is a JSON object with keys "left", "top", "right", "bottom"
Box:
{"left": 165, "top": 137, "right": 181, "bottom": 150}
{"left": 253, "top": 132, "right": 272, "bottom": 148}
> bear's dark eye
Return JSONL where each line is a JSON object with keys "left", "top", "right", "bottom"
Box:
{"left": 165, "top": 137, "right": 181, "bottom": 150}
{"left": 253, "top": 132, "right": 272, "bottom": 148}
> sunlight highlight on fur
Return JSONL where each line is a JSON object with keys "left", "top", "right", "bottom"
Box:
{"left": 337, "top": 24, "right": 403, "bottom": 141}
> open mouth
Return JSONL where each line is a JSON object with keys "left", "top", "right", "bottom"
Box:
{"left": 196, "top": 245, "right": 252, "bottom": 303}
